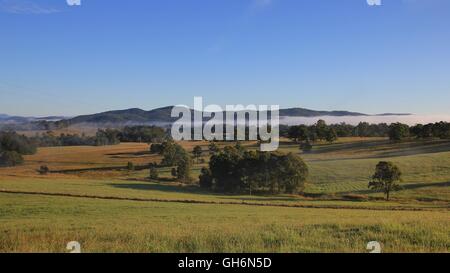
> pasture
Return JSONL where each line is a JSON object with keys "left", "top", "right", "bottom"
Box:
{"left": 0, "top": 137, "right": 449, "bottom": 252}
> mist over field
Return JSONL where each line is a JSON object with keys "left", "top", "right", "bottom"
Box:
{"left": 280, "top": 115, "right": 450, "bottom": 126}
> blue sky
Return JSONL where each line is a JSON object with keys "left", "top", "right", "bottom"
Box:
{"left": 0, "top": 0, "right": 449, "bottom": 116}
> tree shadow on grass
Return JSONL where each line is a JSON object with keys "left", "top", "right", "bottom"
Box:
{"left": 312, "top": 139, "right": 450, "bottom": 160}
{"left": 345, "top": 181, "right": 450, "bottom": 195}
{"left": 108, "top": 182, "right": 202, "bottom": 194}
{"left": 220, "top": 196, "right": 304, "bottom": 202}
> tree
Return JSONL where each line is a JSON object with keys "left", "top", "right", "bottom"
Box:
{"left": 325, "top": 128, "right": 338, "bottom": 143}
{"left": 38, "top": 165, "right": 50, "bottom": 175}
{"left": 149, "top": 166, "right": 159, "bottom": 179}
{"left": 300, "top": 141, "right": 313, "bottom": 153}
{"left": 208, "top": 142, "right": 219, "bottom": 155}
{"left": 389, "top": 123, "right": 410, "bottom": 141}
{"left": 161, "top": 141, "right": 185, "bottom": 166}
{"left": 127, "top": 161, "right": 135, "bottom": 171}
{"left": 288, "top": 125, "right": 309, "bottom": 143}
{"left": 150, "top": 143, "right": 164, "bottom": 154}
{"left": 176, "top": 153, "right": 192, "bottom": 183}
{"left": 368, "top": 161, "right": 402, "bottom": 201}
{"left": 315, "top": 120, "right": 328, "bottom": 141}
{"left": 199, "top": 167, "right": 213, "bottom": 189}
{"left": 276, "top": 153, "right": 309, "bottom": 194}
{"left": 207, "top": 148, "right": 309, "bottom": 195}
{"left": 95, "top": 129, "right": 120, "bottom": 146}
{"left": 0, "top": 131, "right": 37, "bottom": 155}
{"left": 209, "top": 146, "right": 243, "bottom": 192}
{"left": 0, "top": 151, "right": 23, "bottom": 167}
{"left": 171, "top": 167, "right": 177, "bottom": 177}
{"left": 192, "top": 145, "right": 203, "bottom": 163}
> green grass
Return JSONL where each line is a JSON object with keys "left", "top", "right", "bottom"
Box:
{"left": 0, "top": 138, "right": 449, "bottom": 252}
{"left": 0, "top": 193, "right": 448, "bottom": 253}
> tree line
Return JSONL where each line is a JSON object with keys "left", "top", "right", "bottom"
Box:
{"left": 283, "top": 120, "right": 450, "bottom": 142}
{"left": 31, "top": 126, "right": 167, "bottom": 147}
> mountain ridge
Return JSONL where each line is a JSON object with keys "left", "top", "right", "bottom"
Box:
{"left": 0, "top": 106, "right": 412, "bottom": 126}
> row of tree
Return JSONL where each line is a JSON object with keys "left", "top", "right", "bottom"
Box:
{"left": 198, "top": 145, "right": 309, "bottom": 194}
{"left": 284, "top": 120, "right": 450, "bottom": 142}
{"left": 286, "top": 120, "right": 338, "bottom": 143}
{"left": 31, "top": 126, "right": 168, "bottom": 147}
{"left": 30, "top": 129, "right": 120, "bottom": 147}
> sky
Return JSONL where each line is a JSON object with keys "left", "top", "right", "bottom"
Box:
{"left": 0, "top": 0, "right": 449, "bottom": 117}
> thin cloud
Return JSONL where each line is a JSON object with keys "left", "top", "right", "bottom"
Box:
{"left": 0, "top": 0, "right": 60, "bottom": 14}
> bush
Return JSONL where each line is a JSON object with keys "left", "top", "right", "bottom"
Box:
{"left": 171, "top": 167, "right": 177, "bottom": 177}
{"left": 300, "top": 141, "right": 313, "bottom": 153}
{"left": 127, "top": 162, "right": 135, "bottom": 171}
{"left": 38, "top": 165, "right": 50, "bottom": 175}
{"left": 149, "top": 167, "right": 159, "bottom": 179}
{"left": 150, "top": 143, "right": 163, "bottom": 154}
{"left": 0, "top": 151, "right": 24, "bottom": 167}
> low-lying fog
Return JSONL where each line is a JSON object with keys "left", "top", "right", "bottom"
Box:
{"left": 280, "top": 115, "right": 450, "bottom": 126}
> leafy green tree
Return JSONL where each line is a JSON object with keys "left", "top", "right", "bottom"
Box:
{"left": 150, "top": 143, "right": 164, "bottom": 154}
{"left": 149, "top": 166, "right": 159, "bottom": 179}
{"left": 209, "top": 146, "right": 243, "bottom": 192}
{"left": 234, "top": 142, "right": 246, "bottom": 155}
{"left": 0, "top": 131, "right": 37, "bottom": 155}
{"left": 369, "top": 161, "right": 402, "bottom": 201}
{"left": 95, "top": 129, "right": 120, "bottom": 146}
{"left": 389, "top": 123, "right": 410, "bottom": 141}
{"left": 0, "top": 151, "right": 24, "bottom": 167}
{"left": 208, "top": 142, "right": 220, "bottom": 155}
{"left": 288, "top": 125, "right": 309, "bottom": 143}
{"left": 315, "top": 119, "right": 328, "bottom": 141}
{"left": 176, "top": 152, "right": 192, "bottom": 183}
{"left": 161, "top": 141, "right": 185, "bottom": 166}
{"left": 199, "top": 167, "right": 213, "bottom": 189}
{"left": 171, "top": 167, "right": 177, "bottom": 177}
{"left": 276, "top": 153, "right": 309, "bottom": 194}
{"left": 325, "top": 128, "right": 338, "bottom": 143}
{"left": 192, "top": 145, "right": 203, "bottom": 163}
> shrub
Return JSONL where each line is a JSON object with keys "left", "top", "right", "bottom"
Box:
{"left": 171, "top": 167, "right": 177, "bottom": 177}
{"left": 0, "top": 151, "right": 24, "bottom": 167}
{"left": 38, "top": 165, "right": 50, "bottom": 175}
{"left": 149, "top": 167, "right": 159, "bottom": 179}
{"left": 300, "top": 141, "right": 313, "bottom": 153}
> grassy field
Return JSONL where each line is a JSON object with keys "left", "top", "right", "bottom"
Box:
{"left": 0, "top": 138, "right": 449, "bottom": 252}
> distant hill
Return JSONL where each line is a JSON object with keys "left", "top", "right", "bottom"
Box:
{"left": 66, "top": 107, "right": 177, "bottom": 124}
{"left": 0, "top": 114, "right": 66, "bottom": 122}
{"left": 0, "top": 107, "right": 412, "bottom": 129}
{"left": 280, "top": 108, "right": 367, "bottom": 117}
{"left": 62, "top": 106, "right": 369, "bottom": 125}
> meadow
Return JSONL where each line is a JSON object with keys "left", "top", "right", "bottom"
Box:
{"left": 0, "top": 137, "right": 449, "bottom": 252}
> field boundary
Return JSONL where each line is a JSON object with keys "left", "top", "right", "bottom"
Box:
{"left": 0, "top": 189, "right": 445, "bottom": 212}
